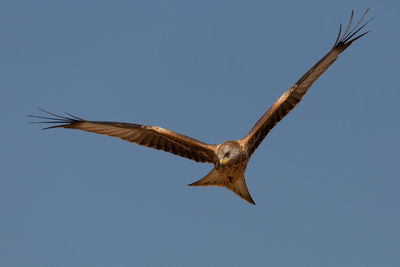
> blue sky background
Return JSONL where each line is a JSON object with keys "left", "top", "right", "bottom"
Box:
{"left": 1, "top": 0, "right": 399, "bottom": 266}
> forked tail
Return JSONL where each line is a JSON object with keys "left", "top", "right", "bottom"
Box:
{"left": 188, "top": 168, "right": 255, "bottom": 205}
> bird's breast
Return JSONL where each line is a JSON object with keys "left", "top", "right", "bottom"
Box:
{"left": 217, "top": 161, "right": 247, "bottom": 178}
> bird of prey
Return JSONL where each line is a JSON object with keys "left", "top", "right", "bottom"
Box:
{"left": 31, "top": 10, "right": 372, "bottom": 205}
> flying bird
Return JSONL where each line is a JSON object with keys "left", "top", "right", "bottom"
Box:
{"left": 30, "top": 10, "right": 372, "bottom": 205}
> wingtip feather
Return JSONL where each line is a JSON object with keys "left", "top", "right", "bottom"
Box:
{"left": 333, "top": 8, "right": 372, "bottom": 52}
{"left": 29, "top": 108, "right": 83, "bottom": 129}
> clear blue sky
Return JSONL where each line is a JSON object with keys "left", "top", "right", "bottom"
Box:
{"left": 1, "top": 0, "right": 399, "bottom": 266}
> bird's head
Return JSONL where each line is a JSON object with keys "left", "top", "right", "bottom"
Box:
{"left": 217, "top": 141, "right": 241, "bottom": 167}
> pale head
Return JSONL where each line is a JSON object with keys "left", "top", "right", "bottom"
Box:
{"left": 217, "top": 140, "right": 241, "bottom": 166}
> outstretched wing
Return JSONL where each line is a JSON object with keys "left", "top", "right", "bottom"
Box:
{"left": 242, "top": 9, "right": 372, "bottom": 156}
{"left": 30, "top": 109, "right": 218, "bottom": 163}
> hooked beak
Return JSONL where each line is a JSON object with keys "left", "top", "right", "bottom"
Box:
{"left": 219, "top": 158, "right": 229, "bottom": 166}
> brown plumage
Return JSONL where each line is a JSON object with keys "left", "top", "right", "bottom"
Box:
{"left": 30, "top": 10, "right": 372, "bottom": 205}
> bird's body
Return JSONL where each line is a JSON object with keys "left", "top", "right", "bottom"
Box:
{"left": 31, "top": 10, "right": 372, "bottom": 205}
{"left": 190, "top": 140, "right": 254, "bottom": 203}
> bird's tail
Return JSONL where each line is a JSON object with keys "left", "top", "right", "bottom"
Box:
{"left": 188, "top": 168, "right": 255, "bottom": 205}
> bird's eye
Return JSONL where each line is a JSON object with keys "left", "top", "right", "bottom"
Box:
{"left": 224, "top": 152, "right": 230, "bottom": 158}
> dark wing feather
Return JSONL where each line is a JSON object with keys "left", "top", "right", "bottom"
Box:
{"left": 30, "top": 109, "right": 218, "bottom": 163}
{"left": 242, "top": 9, "right": 372, "bottom": 156}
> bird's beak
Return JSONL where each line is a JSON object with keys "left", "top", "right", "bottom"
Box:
{"left": 219, "top": 158, "right": 229, "bottom": 166}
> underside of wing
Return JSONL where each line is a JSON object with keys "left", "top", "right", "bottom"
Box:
{"left": 242, "top": 9, "right": 372, "bottom": 156}
{"left": 30, "top": 109, "right": 218, "bottom": 163}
